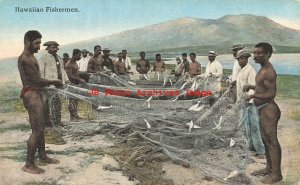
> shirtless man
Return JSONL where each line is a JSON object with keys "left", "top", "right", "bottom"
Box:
{"left": 136, "top": 51, "right": 151, "bottom": 75}
{"left": 189, "top": 52, "right": 201, "bottom": 78}
{"left": 153, "top": 53, "right": 166, "bottom": 73}
{"left": 87, "top": 45, "right": 104, "bottom": 73}
{"left": 18, "top": 30, "right": 62, "bottom": 174}
{"left": 244, "top": 42, "right": 282, "bottom": 184}
{"left": 115, "top": 53, "right": 127, "bottom": 75}
{"left": 65, "top": 49, "right": 85, "bottom": 121}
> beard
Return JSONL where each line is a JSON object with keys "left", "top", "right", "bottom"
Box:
{"left": 29, "top": 43, "right": 39, "bottom": 53}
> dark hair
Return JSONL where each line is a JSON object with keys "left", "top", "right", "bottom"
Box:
{"left": 255, "top": 42, "right": 273, "bottom": 58}
{"left": 63, "top": 53, "right": 69, "bottom": 58}
{"left": 190, "top": 52, "right": 196, "bottom": 57}
{"left": 24, "top": 30, "right": 42, "bottom": 44}
{"left": 118, "top": 52, "right": 123, "bottom": 56}
{"left": 73, "top": 49, "right": 81, "bottom": 57}
{"left": 182, "top": 52, "right": 187, "bottom": 57}
{"left": 155, "top": 53, "right": 161, "bottom": 57}
{"left": 94, "top": 45, "right": 101, "bottom": 51}
{"left": 140, "top": 51, "right": 145, "bottom": 55}
{"left": 122, "top": 50, "right": 127, "bottom": 53}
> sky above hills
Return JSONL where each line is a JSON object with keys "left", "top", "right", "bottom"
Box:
{"left": 0, "top": 0, "right": 299, "bottom": 58}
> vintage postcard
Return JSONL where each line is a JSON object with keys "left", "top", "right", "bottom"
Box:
{"left": 0, "top": 0, "right": 299, "bottom": 184}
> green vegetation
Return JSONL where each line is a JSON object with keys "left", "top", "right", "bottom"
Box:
{"left": 277, "top": 75, "right": 300, "bottom": 99}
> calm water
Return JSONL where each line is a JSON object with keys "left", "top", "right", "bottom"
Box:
{"left": 165, "top": 53, "right": 300, "bottom": 75}
{"left": 0, "top": 53, "right": 299, "bottom": 78}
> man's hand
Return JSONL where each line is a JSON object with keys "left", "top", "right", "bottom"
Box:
{"left": 79, "top": 78, "right": 86, "bottom": 84}
{"left": 51, "top": 79, "right": 63, "bottom": 88}
{"left": 244, "top": 94, "right": 254, "bottom": 101}
{"left": 208, "top": 72, "right": 212, "bottom": 77}
{"left": 243, "top": 85, "right": 253, "bottom": 92}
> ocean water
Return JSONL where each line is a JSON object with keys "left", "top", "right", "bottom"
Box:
{"left": 165, "top": 53, "right": 300, "bottom": 75}
{"left": 0, "top": 53, "right": 299, "bottom": 78}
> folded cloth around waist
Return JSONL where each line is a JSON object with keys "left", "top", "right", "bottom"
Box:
{"left": 20, "top": 86, "right": 41, "bottom": 99}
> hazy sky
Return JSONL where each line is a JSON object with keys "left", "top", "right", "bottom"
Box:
{"left": 0, "top": 0, "right": 299, "bottom": 58}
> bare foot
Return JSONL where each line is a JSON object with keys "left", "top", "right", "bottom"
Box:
{"left": 22, "top": 164, "right": 45, "bottom": 174}
{"left": 261, "top": 175, "right": 283, "bottom": 184}
{"left": 251, "top": 168, "right": 271, "bottom": 176}
{"left": 40, "top": 156, "right": 60, "bottom": 164}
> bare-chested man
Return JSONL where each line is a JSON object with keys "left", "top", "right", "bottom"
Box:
{"left": 244, "top": 42, "right": 282, "bottom": 184}
{"left": 65, "top": 49, "right": 85, "bottom": 121}
{"left": 87, "top": 45, "right": 104, "bottom": 73}
{"left": 153, "top": 53, "right": 166, "bottom": 73}
{"left": 18, "top": 30, "right": 62, "bottom": 174}
{"left": 189, "top": 52, "right": 201, "bottom": 78}
{"left": 136, "top": 52, "right": 151, "bottom": 80}
{"left": 115, "top": 53, "right": 127, "bottom": 75}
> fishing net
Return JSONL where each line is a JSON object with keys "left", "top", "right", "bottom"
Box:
{"left": 49, "top": 72, "right": 252, "bottom": 184}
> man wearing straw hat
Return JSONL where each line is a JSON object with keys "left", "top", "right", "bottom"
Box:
{"left": 205, "top": 51, "right": 223, "bottom": 93}
{"left": 230, "top": 44, "right": 245, "bottom": 102}
{"left": 39, "top": 41, "right": 69, "bottom": 144}
{"left": 236, "top": 49, "right": 265, "bottom": 158}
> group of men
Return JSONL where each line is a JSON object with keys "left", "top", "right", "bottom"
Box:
{"left": 18, "top": 30, "right": 282, "bottom": 184}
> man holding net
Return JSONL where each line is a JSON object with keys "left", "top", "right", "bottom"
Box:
{"left": 244, "top": 42, "right": 282, "bottom": 184}
{"left": 236, "top": 50, "right": 265, "bottom": 158}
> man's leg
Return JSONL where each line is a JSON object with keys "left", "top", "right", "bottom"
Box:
{"left": 41, "top": 90, "right": 52, "bottom": 128}
{"left": 260, "top": 103, "right": 282, "bottom": 184}
{"left": 22, "top": 92, "right": 46, "bottom": 174}
{"left": 249, "top": 104, "right": 265, "bottom": 156}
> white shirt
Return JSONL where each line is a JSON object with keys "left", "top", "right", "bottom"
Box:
{"left": 116, "top": 57, "right": 131, "bottom": 69}
{"left": 77, "top": 56, "right": 90, "bottom": 72}
{"left": 236, "top": 64, "right": 256, "bottom": 103}
{"left": 39, "top": 53, "right": 68, "bottom": 84}
{"left": 232, "top": 59, "right": 241, "bottom": 82}
{"left": 205, "top": 60, "right": 223, "bottom": 91}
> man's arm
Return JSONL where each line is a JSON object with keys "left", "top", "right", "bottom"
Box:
{"left": 22, "top": 59, "right": 61, "bottom": 87}
{"left": 65, "top": 65, "right": 80, "bottom": 84}
{"left": 114, "top": 62, "right": 119, "bottom": 75}
{"left": 251, "top": 77, "right": 276, "bottom": 101}
{"left": 87, "top": 58, "right": 96, "bottom": 73}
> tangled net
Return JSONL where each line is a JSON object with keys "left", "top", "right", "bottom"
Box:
{"left": 50, "top": 72, "right": 252, "bottom": 184}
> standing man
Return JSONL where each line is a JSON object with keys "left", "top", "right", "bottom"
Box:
{"left": 65, "top": 49, "right": 85, "bottom": 121}
{"left": 115, "top": 52, "right": 129, "bottom": 80}
{"left": 189, "top": 52, "right": 201, "bottom": 78}
{"left": 77, "top": 49, "right": 90, "bottom": 82}
{"left": 153, "top": 53, "right": 166, "bottom": 81}
{"left": 77, "top": 49, "right": 90, "bottom": 72}
{"left": 39, "top": 41, "right": 68, "bottom": 144}
{"left": 181, "top": 53, "right": 190, "bottom": 76}
{"left": 236, "top": 50, "right": 265, "bottom": 158}
{"left": 136, "top": 51, "right": 151, "bottom": 80}
{"left": 102, "top": 48, "right": 115, "bottom": 73}
{"left": 87, "top": 45, "right": 104, "bottom": 73}
{"left": 230, "top": 44, "right": 245, "bottom": 102}
{"left": 18, "top": 30, "right": 62, "bottom": 174}
{"left": 174, "top": 56, "right": 184, "bottom": 81}
{"left": 244, "top": 43, "right": 282, "bottom": 184}
{"left": 205, "top": 51, "right": 223, "bottom": 93}
{"left": 122, "top": 49, "right": 132, "bottom": 71}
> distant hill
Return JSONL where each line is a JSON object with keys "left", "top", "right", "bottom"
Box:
{"left": 62, "top": 14, "right": 300, "bottom": 54}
